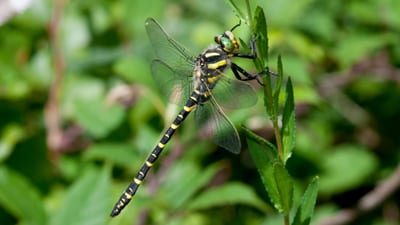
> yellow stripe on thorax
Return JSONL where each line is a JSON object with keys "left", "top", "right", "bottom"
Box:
{"left": 207, "top": 59, "right": 227, "bottom": 70}
{"left": 207, "top": 75, "right": 222, "bottom": 84}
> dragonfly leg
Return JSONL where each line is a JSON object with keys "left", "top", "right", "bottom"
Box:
{"left": 231, "top": 63, "right": 264, "bottom": 86}
{"left": 232, "top": 38, "right": 278, "bottom": 86}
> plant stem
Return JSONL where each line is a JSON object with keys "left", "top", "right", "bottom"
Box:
{"left": 284, "top": 215, "right": 290, "bottom": 225}
{"left": 273, "top": 119, "right": 284, "bottom": 161}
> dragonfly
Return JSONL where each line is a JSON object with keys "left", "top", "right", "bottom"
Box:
{"left": 110, "top": 17, "right": 265, "bottom": 217}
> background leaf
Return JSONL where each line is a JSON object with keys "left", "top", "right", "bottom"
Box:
{"left": 161, "top": 161, "right": 223, "bottom": 210}
{"left": 74, "top": 98, "right": 125, "bottom": 138}
{"left": 84, "top": 142, "right": 139, "bottom": 168}
{"left": 188, "top": 182, "right": 269, "bottom": 212}
{"left": 319, "top": 145, "right": 378, "bottom": 195}
{"left": 51, "top": 166, "right": 110, "bottom": 225}
{"left": 0, "top": 167, "right": 46, "bottom": 225}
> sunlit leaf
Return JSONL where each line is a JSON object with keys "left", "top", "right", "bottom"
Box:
{"left": 292, "top": 177, "right": 319, "bottom": 225}
{"left": 0, "top": 124, "right": 25, "bottom": 161}
{"left": 84, "top": 142, "right": 139, "bottom": 167}
{"left": 161, "top": 161, "right": 223, "bottom": 210}
{"left": 188, "top": 182, "right": 269, "bottom": 212}
{"left": 74, "top": 98, "right": 125, "bottom": 138}
{"left": 51, "top": 166, "right": 110, "bottom": 225}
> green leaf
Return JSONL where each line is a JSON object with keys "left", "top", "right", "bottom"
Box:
{"left": 0, "top": 65, "right": 30, "bottom": 99}
{"left": 333, "top": 33, "right": 391, "bottom": 68}
{"left": 272, "top": 55, "right": 283, "bottom": 110}
{"left": 0, "top": 124, "right": 25, "bottom": 161}
{"left": 74, "top": 98, "right": 125, "bottom": 138}
{"left": 69, "top": 47, "right": 125, "bottom": 72}
{"left": 253, "top": 6, "right": 268, "bottom": 68}
{"left": 292, "top": 177, "right": 319, "bottom": 225}
{"left": 319, "top": 145, "right": 378, "bottom": 195}
{"left": 245, "top": 127, "right": 294, "bottom": 214}
{"left": 51, "top": 166, "right": 110, "bottom": 225}
{"left": 84, "top": 142, "right": 139, "bottom": 168}
{"left": 273, "top": 162, "right": 293, "bottom": 215}
{"left": 262, "top": 76, "right": 275, "bottom": 119}
{"left": 242, "top": 125, "right": 277, "bottom": 158}
{"left": 281, "top": 76, "right": 296, "bottom": 162}
{"left": 161, "top": 162, "right": 223, "bottom": 210}
{"left": 244, "top": 128, "right": 283, "bottom": 211}
{"left": 188, "top": 182, "right": 269, "bottom": 212}
{"left": 114, "top": 55, "right": 153, "bottom": 87}
{"left": 60, "top": 10, "right": 90, "bottom": 58}
{"left": 0, "top": 166, "right": 46, "bottom": 225}
{"left": 253, "top": 6, "right": 276, "bottom": 121}
{"left": 224, "top": 0, "right": 246, "bottom": 20}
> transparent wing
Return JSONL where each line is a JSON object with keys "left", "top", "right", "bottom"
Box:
{"left": 145, "top": 18, "right": 195, "bottom": 74}
{"left": 212, "top": 76, "right": 258, "bottom": 109}
{"left": 194, "top": 99, "right": 241, "bottom": 154}
{"left": 151, "top": 59, "right": 193, "bottom": 106}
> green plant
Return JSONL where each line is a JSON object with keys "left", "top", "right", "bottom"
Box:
{"left": 228, "top": 1, "right": 319, "bottom": 225}
{"left": 2, "top": 0, "right": 399, "bottom": 225}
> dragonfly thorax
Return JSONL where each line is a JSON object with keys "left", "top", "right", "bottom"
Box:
{"left": 193, "top": 46, "right": 232, "bottom": 103}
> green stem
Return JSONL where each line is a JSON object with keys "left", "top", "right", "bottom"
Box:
{"left": 284, "top": 215, "right": 290, "bottom": 225}
{"left": 273, "top": 119, "right": 284, "bottom": 161}
{"left": 263, "top": 77, "right": 284, "bottom": 161}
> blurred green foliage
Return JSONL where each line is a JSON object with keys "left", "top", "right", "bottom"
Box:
{"left": 0, "top": 0, "right": 399, "bottom": 225}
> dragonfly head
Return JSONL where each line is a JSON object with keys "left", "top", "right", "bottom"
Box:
{"left": 214, "top": 31, "right": 239, "bottom": 53}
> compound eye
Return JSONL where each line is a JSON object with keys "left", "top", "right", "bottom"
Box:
{"left": 220, "top": 36, "right": 234, "bottom": 52}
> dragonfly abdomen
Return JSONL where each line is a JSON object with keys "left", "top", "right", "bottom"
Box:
{"left": 110, "top": 91, "right": 201, "bottom": 217}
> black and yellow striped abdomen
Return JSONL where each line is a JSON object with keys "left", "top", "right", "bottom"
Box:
{"left": 110, "top": 91, "right": 201, "bottom": 217}
{"left": 111, "top": 48, "right": 229, "bottom": 216}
